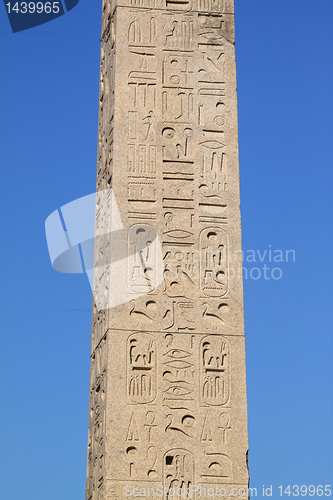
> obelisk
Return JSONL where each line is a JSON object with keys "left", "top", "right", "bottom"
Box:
{"left": 86, "top": 0, "right": 249, "bottom": 499}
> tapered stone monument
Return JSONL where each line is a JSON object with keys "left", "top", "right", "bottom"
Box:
{"left": 86, "top": 0, "right": 249, "bottom": 499}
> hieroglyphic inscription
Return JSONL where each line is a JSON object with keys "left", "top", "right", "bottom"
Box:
{"left": 200, "top": 335, "right": 229, "bottom": 406}
{"left": 124, "top": 408, "right": 160, "bottom": 481}
{"left": 127, "top": 332, "right": 157, "bottom": 404}
{"left": 163, "top": 449, "right": 195, "bottom": 499}
{"left": 200, "top": 410, "right": 231, "bottom": 444}
{"left": 200, "top": 228, "right": 228, "bottom": 297}
{"left": 201, "top": 452, "right": 232, "bottom": 482}
{"left": 127, "top": 15, "right": 157, "bottom": 226}
{"left": 162, "top": 346, "right": 195, "bottom": 410}
{"left": 199, "top": 408, "right": 233, "bottom": 483}
{"left": 128, "top": 224, "right": 158, "bottom": 294}
{"left": 86, "top": 335, "right": 107, "bottom": 500}
{"left": 219, "top": 412, "right": 231, "bottom": 443}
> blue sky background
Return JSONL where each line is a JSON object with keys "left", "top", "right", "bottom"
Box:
{"left": 0, "top": 1, "right": 332, "bottom": 499}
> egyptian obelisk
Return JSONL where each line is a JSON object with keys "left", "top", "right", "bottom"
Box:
{"left": 86, "top": 0, "right": 249, "bottom": 499}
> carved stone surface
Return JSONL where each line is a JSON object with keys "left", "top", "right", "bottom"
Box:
{"left": 87, "top": 1, "right": 249, "bottom": 499}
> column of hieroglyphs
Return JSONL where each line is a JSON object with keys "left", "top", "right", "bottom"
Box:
{"left": 86, "top": 0, "right": 249, "bottom": 499}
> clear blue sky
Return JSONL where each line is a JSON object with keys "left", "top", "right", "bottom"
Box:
{"left": 0, "top": 1, "right": 332, "bottom": 499}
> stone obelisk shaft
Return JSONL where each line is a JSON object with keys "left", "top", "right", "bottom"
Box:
{"left": 86, "top": 0, "right": 249, "bottom": 498}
